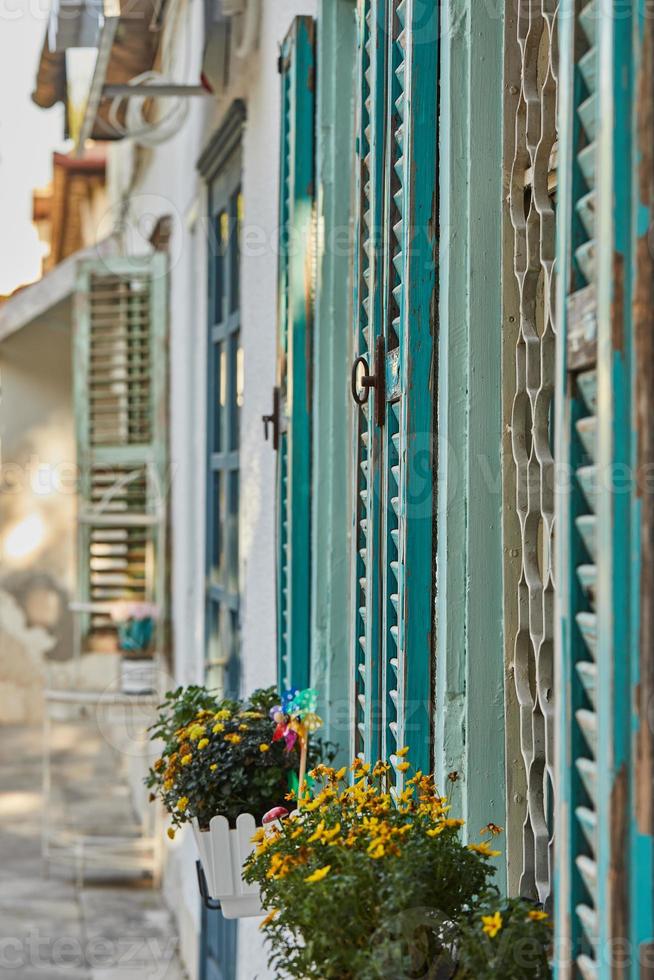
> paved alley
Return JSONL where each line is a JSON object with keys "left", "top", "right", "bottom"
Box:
{"left": 0, "top": 722, "right": 186, "bottom": 980}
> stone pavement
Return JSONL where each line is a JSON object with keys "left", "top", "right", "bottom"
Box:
{"left": 0, "top": 723, "right": 186, "bottom": 980}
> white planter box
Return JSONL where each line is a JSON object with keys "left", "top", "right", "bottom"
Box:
{"left": 191, "top": 813, "right": 263, "bottom": 919}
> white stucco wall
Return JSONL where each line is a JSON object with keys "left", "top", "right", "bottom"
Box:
{"left": 0, "top": 310, "right": 76, "bottom": 719}
{"left": 104, "top": 0, "right": 316, "bottom": 976}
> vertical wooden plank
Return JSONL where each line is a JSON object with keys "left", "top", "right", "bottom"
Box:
{"left": 632, "top": 7, "right": 654, "bottom": 972}
{"left": 311, "top": 0, "right": 356, "bottom": 756}
{"left": 596, "top": 4, "right": 631, "bottom": 969}
{"left": 397, "top": 0, "right": 437, "bottom": 780}
{"left": 435, "top": 0, "right": 468, "bottom": 820}
{"left": 73, "top": 262, "right": 92, "bottom": 647}
{"left": 500, "top": 0, "right": 526, "bottom": 897}
{"left": 436, "top": 0, "right": 506, "bottom": 888}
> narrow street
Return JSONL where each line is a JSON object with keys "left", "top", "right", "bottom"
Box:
{"left": 0, "top": 723, "right": 185, "bottom": 980}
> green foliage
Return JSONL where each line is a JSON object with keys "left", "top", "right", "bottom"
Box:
{"left": 456, "top": 896, "right": 552, "bottom": 979}
{"left": 147, "top": 686, "right": 302, "bottom": 828}
{"left": 243, "top": 760, "right": 551, "bottom": 980}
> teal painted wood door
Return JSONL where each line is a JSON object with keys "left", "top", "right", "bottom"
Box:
{"left": 272, "top": 16, "right": 316, "bottom": 693}
{"left": 351, "top": 0, "right": 437, "bottom": 779}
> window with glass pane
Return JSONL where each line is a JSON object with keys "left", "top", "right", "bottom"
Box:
{"left": 206, "top": 147, "right": 242, "bottom": 696}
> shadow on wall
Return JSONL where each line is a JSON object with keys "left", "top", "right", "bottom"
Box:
{"left": 0, "top": 316, "right": 76, "bottom": 722}
{"left": 0, "top": 587, "right": 55, "bottom": 723}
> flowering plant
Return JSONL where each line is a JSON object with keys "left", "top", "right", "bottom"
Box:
{"left": 243, "top": 756, "right": 551, "bottom": 979}
{"left": 146, "top": 686, "right": 325, "bottom": 833}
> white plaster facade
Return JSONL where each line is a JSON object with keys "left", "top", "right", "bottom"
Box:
{"left": 102, "top": 1, "right": 316, "bottom": 975}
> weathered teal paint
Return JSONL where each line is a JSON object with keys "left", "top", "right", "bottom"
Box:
{"left": 310, "top": 0, "right": 356, "bottom": 758}
{"left": 435, "top": 0, "right": 506, "bottom": 888}
{"left": 555, "top": 2, "right": 599, "bottom": 972}
{"left": 556, "top": 2, "right": 654, "bottom": 974}
{"left": 391, "top": 0, "right": 437, "bottom": 780}
{"left": 351, "top": 0, "right": 437, "bottom": 780}
{"left": 276, "top": 17, "right": 316, "bottom": 693}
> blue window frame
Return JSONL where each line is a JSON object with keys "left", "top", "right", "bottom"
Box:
{"left": 197, "top": 100, "right": 246, "bottom": 980}
{"left": 204, "top": 121, "right": 244, "bottom": 696}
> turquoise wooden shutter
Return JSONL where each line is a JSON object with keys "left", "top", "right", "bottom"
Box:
{"left": 351, "top": 0, "right": 437, "bottom": 777}
{"left": 73, "top": 254, "right": 168, "bottom": 654}
{"left": 275, "top": 17, "right": 316, "bottom": 692}
{"left": 556, "top": 1, "right": 654, "bottom": 972}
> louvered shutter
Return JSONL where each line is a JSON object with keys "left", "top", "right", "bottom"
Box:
{"left": 556, "top": 2, "right": 654, "bottom": 972}
{"left": 275, "top": 17, "right": 315, "bottom": 692}
{"left": 351, "top": 0, "right": 437, "bottom": 777}
{"left": 73, "top": 254, "right": 168, "bottom": 653}
{"left": 556, "top": 4, "right": 601, "bottom": 968}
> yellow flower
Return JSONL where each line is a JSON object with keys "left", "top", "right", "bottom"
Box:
{"left": 176, "top": 797, "right": 189, "bottom": 811}
{"left": 198, "top": 738, "right": 209, "bottom": 750}
{"left": 187, "top": 724, "right": 205, "bottom": 742}
{"left": 212, "top": 723, "right": 224, "bottom": 734}
{"left": 427, "top": 825, "right": 445, "bottom": 837}
{"left": 167, "top": 827, "right": 176, "bottom": 840}
{"left": 259, "top": 743, "right": 270, "bottom": 753}
{"left": 308, "top": 821, "right": 341, "bottom": 845}
{"left": 305, "top": 865, "right": 331, "bottom": 884}
{"left": 481, "top": 911, "right": 503, "bottom": 939}
{"left": 210, "top": 763, "right": 218, "bottom": 772}
{"left": 224, "top": 733, "right": 241, "bottom": 745}
{"left": 154, "top": 758, "right": 165, "bottom": 772}
{"left": 259, "top": 908, "right": 279, "bottom": 929}
{"left": 468, "top": 842, "right": 501, "bottom": 858}
{"left": 397, "top": 761, "right": 411, "bottom": 773}
{"left": 239, "top": 724, "right": 249, "bottom": 732}
{"left": 527, "top": 910, "right": 549, "bottom": 922}
{"left": 163, "top": 779, "right": 174, "bottom": 791}
{"left": 181, "top": 754, "right": 192, "bottom": 766}
{"left": 334, "top": 766, "right": 347, "bottom": 781}
{"left": 214, "top": 709, "right": 231, "bottom": 721}
{"left": 397, "top": 746, "right": 410, "bottom": 757}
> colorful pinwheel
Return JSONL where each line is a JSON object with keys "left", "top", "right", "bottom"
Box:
{"left": 270, "top": 688, "right": 323, "bottom": 807}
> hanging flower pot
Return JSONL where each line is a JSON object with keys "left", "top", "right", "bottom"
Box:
{"left": 191, "top": 813, "right": 262, "bottom": 918}
{"left": 146, "top": 685, "right": 329, "bottom": 920}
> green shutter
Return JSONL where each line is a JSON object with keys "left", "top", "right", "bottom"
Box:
{"left": 73, "top": 254, "right": 168, "bottom": 654}
{"left": 556, "top": 2, "right": 601, "bottom": 967}
{"left": 556, "top": 1, "right": 654, "bottom": 973}
{"left": 275, "top": 17, "right": 316, "bottom": 692}
{"left": 351, "top": 0, "right": 437, "bottom": 777}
